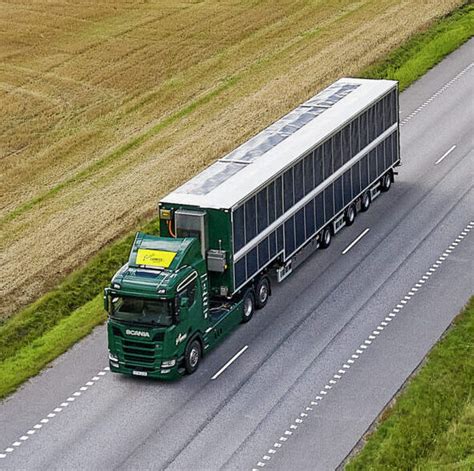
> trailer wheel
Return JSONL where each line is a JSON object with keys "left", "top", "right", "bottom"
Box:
{"left": 320, "top": 227, "right": 332, "bottom": 249}
{"left": 241, "top": 289, "right": 255, "bottom": 323}
{"left": 360, "top": 191, "right": 371, "bottom": 212}
{"left": 345, "top": 204, "right": 356, "bottom": 226}
{"left": 184, "top": 339, "right": 201, "bottom": 374}
{"left": 381, "top": 171, "right": 392, "bottom": 192}
{"left": 255, "top": 276, "right": 270, "bottom": 309}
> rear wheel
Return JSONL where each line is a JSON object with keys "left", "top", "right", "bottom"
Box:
{"left": 184, "top": 339, "right": 201, "bottom": 374}
{"left": 255, "top": 276, "right": 270, "bottom": 309}
{"left": 241, "top": 289, "right": 255, "bottom": 323}
{"left": 345, "top": 204, "right": 356, "bottom": 226}
{"left": 320, "top": 227, "right": 332, "bottom": 249}
{"left": 381, "top": 171, "right": 392, "bottom": 192}
{"left": 360, "top": 191, "right": 371, "bottom": 212}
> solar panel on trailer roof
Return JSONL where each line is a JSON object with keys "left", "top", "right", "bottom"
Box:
{"left": 161, "top": 77, "right": 397, "bottom": 210}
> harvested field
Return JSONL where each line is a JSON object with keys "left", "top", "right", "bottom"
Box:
{"left": 0, "top": 0, "right": 464, "bottom": 317}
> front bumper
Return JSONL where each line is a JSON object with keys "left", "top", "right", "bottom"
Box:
{"left": 109, "top": 358, "right": 183, "bottom": 380}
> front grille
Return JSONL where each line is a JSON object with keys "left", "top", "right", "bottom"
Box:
{"left": 123, "top": 340, "right": 154, "bottom": 351}
{"left": 121, "top": 338, "right": 156, "bottom": 365}
{"left": 123, "top": 353, "right": 155, "bottom": 364}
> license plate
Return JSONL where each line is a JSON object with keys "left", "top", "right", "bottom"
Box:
{"left": 132, "top": 370, "right": 148, "bottom": 377}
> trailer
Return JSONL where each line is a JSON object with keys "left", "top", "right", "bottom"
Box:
{"left": 105, "top": 77, "right": 400, "bottom": 378}
{"left": 159, "top": 77, "right": 400, "bottom": 297}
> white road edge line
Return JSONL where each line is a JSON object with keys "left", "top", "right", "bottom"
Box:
{"left": 211, "top": 345, "right": 249, "bottom": 380}
{"left": 435, "top": 144, "right": 456, "bottom": 165}
{"left": 342, "top": 228, "right": 370, "bottom": 255}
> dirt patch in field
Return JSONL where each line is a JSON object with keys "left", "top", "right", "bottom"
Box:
{"left": 0, "top": 0, "right": 463, "bottom": 317}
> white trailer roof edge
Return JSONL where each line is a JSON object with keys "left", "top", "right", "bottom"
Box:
{"left": 161, "top": 77, "right": 398, "bottom": 210}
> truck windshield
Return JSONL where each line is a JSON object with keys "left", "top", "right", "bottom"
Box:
{"left": 109, "top": 296, "right": 173, "bottom": 327}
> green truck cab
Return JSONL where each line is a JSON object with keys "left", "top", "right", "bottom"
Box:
{"left": 105, "top": 232, "right": 249, "bottom": 379}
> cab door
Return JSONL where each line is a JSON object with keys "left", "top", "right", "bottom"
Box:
{"left": 176, "top": 271, "right": 215, "bottom": 348}
{"left": 175, "top": 272, "right": 199, "bottom": 349}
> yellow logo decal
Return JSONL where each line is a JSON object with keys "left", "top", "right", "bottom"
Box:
{"left": 136, "top": 249, "right": 176, "bottom": 268}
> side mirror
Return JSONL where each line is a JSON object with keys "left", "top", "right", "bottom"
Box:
{"left": 103, "top": 288, "right": 110, "bottom": 312}
{"left": 180, "top": 297, "right": 189, "bottom": 309}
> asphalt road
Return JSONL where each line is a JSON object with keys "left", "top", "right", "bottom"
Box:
{"left": 1, "top": 39, "right": 473, "bottom": 471}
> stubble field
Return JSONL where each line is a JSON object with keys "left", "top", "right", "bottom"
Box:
{"left": 0, "top": 0, "right": 464, "bottom": 317}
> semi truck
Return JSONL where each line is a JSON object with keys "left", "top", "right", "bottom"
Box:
{"left": 105, "top": 77, "right": 400, "bottom": 379}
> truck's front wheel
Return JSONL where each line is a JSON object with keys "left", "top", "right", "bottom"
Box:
{"left": 184, "top": 339, "right": 201, "bottom": 374}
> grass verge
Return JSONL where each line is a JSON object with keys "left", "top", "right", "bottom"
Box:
{"left": 359, "top": 3, "right": 474, "bottom": 91}
{"left": 0, "top": 3, "right": 472, "bottom": 399}
{"left": 0, "top": 297, "right": 106, "bottom": 399}
{"left": 346, "top": 297, "right": 474, "bottom": 470}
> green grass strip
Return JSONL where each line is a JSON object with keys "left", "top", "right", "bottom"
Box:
{"left": 359, "top": 3, "right": 474, "bottom": 91}
{"left": 0, "top": 296, "right": 106, "bottom": 399}
{"left": 417, "top": 401, "right": 474, "bottom": 469}
{"left": 346, "top": 297, "right": 474, "bottom": 470}
{"left": 0, "top": 3, "right": 472, "bottom": 398}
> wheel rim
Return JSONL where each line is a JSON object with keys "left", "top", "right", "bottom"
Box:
{"left": 189, "top": 346, "right": 199, "bottom": 368}
{"left": 244, "top": 297, "right": 253, "bottom": 317}
{"left": 384, "top": 175, "right": 391, "bottom": 189}
{"left": 324, "top": 230, "right": 330, "bottom": 244}
{"left": 348, "top": 206, "right": 355, "bottom": 222}
{"left": 363, "top": 194, "right": 370, "bottom": 208}
{"left": 259, "top": 284, "right": 268, "bottom": 304}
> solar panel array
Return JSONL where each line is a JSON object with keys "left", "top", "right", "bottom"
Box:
{"left": 231, "top": 85, "right": 399, "bottom": 290}
{"left": 174, "top": 82, "right": 360, "bottom": 196}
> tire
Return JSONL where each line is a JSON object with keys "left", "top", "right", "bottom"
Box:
{"left": 345, "top": 204, "right": 356, "bottom": 226}
{"left": 241, "top": 289, "right": 255, "bottom": 323}
{"left": 184, "top": 339, "right": 201, "bottom": 374}
{"left": 255, "top": 276, "right": 271, "bottom": 309}
{"left": 320, "top": 227, "right": 332, "bottom": 249}
{"left": 381, "top": 171, "right": 392, "bottom": 192}
{"left": 360, "top": 191, "right": 371, "bottom": 212}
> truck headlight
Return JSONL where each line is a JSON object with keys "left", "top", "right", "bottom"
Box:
{"left": 161, "top": 359, "right": 176, "bottom": 368}
{"left": 109, "top": 352, "right": 118, "bottom": 362}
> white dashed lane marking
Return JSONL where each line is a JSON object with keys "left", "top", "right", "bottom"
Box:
{"left": 0, "top": 367, "right": 110, "bottom": 460}
{"left": 251, "top": 221, "right": 472, "bottom": 469}
{"left": 211, "top": 345, "right": 249, "bottom": 380}
{"left": 342, "top": 228, "right": 370, "bottom": 255}
{"left": 400, "top": 62, "right": 472, "bottom": 127}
